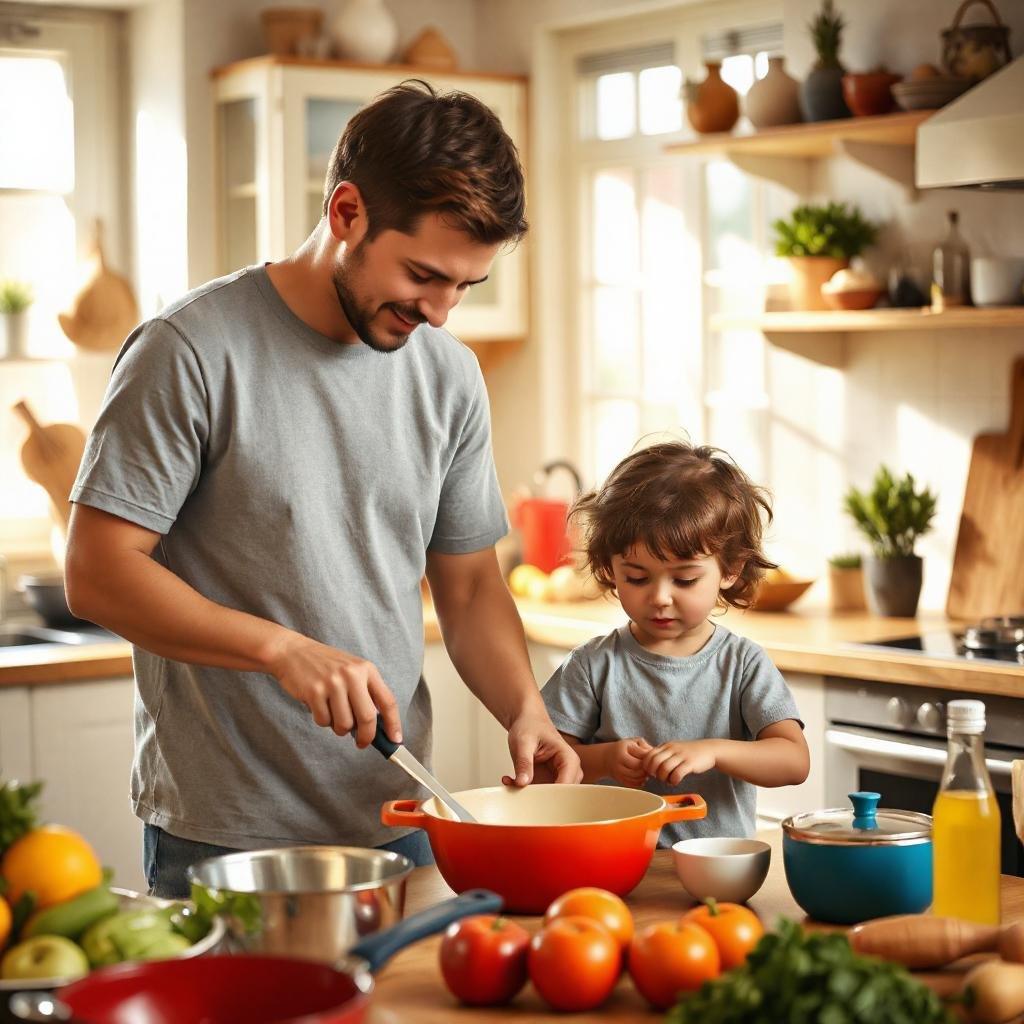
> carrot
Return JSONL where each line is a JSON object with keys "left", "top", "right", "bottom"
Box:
{"left": 962, "top": 959, "right": 1024, "bottom": 1023}
{"left": 848, "top": 915, "right": 1000, "bottom": 969}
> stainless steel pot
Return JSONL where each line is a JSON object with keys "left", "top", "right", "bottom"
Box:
{"left": 188, "top": 846, "right": 413, "bottom": 964}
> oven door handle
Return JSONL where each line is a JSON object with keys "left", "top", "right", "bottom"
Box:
{"left": 825, "top": 728, "right": 1014, "bottom": 777}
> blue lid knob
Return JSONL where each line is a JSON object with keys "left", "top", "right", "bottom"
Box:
{"left": 849, "top": 791, "right": 881, "bottom": 830}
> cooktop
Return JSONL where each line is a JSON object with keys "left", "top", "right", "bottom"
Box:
{"left": 851, "top": 626, "right": 1024, "bottom": 665}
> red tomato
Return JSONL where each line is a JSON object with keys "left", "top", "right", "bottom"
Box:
{"left": 528, "top": 915, "right": 621, "bottom": 1012}
{"left": 439, "top": 915, "right": 530, "bottom": 1006}
{"left": 544, "top": 886, "right": 634, "bottom": 949}
{"left": 628, "top": 919, "right": 721, "bottom": 1010}
{"left": 681, "top": 899, "right": 765, "bottom": 970}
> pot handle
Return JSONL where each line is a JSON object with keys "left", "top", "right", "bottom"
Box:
{"left": 659, "top": 793, "right": 708, "bottom": 823}
{"left": 381, "top": 798, "right": 428, "bottom": 827}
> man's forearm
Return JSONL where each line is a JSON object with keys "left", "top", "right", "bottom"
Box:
{"left": 68, "top": 548, "right": 293, "bottom": 673}
{"left": 432, "top": 571, "right": 545, "bottom": 728}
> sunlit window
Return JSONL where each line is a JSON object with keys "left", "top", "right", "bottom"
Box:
{"left": 595, "top": 72, "right": 635, "bottom": 140}
{"left": 638, "top": 65, "right": 682, "bottom": 135}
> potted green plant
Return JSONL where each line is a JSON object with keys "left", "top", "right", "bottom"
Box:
{"left": 773, "top": 202, "right": 879, "bottom": 311}
{"left": 844, "top": 466, "right": 937, "bottom": 617}
{"left": 800, "top": 0, "right": 851, "bottom": 122}
{"left": 827, "top": 552, "right": 865, "bottom": 612}
{"left": 0, "top": 280, "right": 33, "bottom": 359}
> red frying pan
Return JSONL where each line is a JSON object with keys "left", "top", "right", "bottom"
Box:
{"left": 10, "top": 889, "right": 500, "bottom": 1024}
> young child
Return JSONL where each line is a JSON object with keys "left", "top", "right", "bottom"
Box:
{"left": 541, "top": 441, "right": 809, "bottom": 843}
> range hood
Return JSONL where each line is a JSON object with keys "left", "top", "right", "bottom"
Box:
{"left": 917, "top": 56, "right": 1024, "bottom": 191}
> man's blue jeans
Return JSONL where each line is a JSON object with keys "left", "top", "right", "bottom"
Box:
{"left": 143, "top": 823, "right": 435, "bottom": 899}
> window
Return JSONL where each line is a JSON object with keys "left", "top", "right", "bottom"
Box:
{"left": 0, "top": 8, "right": 124, "bottom": 551}
{"left": 565, "top": 10, "right": 789, "bottom": 484}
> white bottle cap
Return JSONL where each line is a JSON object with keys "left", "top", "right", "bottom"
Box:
{"left": 947, "top": 698, "right": 985, "bottom": 733}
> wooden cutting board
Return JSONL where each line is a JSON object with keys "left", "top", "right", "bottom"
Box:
{"left": 12, "top": 400, "right": 86, "bottom": 532}
{"left": 947, "top": 357, "right": 1024, "bottom": 620}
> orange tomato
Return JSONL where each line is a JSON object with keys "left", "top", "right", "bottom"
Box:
{"left": 528, "top": 915, "right": 621, "bottom": 1012}
{"left": 682, "top": 898, "right": 764, "bottom": 970}
{"left": 543, "top": 886, "right": 634, "bottom": 949}
{"left": 628, "top": 919, "right": 721, "bottom": 1010}
{"left": 1, "top": 825, "right": 102, "bottom": 909}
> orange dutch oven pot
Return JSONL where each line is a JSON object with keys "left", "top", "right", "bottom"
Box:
{"left": 381, "top": 784, "right": 707, "bottom": 913}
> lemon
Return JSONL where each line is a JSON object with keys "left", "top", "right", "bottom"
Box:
{"left": 508, "top": 563, "right": 547, "bottom": 597}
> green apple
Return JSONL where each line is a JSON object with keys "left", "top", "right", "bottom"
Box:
{"left": 0, "top": 934, "right": 90, "bottom": 981}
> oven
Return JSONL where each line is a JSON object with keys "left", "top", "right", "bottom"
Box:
{"left": 825, "top": 676, "right": 1024, "bottom": 878}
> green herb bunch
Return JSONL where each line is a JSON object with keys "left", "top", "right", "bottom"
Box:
{"left": 828, "top": 552, "right": 862, "bottom": 569}
{"left": 808, "top": 0, "right": 845, "bottom": 69}
{"left": 0, "top": 280, "right": 33, "bottom": 315}
{"left": 773, "top": 203, "right": 879, "bottom": 260}
{"left": 667, "top": 918, "right": 955, "bottom": 1024}
{"left": 0, "top": 778, "right": 43, "bottom": 858}
{"left": 844, "top": 466, "right": 937, "bottom": 560}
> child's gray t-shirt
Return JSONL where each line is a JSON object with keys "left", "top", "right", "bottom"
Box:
{"left": 70, "top": 265, "right": 508, "bottom": 851}
{"left": 541, "top": 622, "right": 802, "bottom": 845}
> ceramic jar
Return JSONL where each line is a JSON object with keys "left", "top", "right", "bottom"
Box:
{"left": 684, "top": 62, "right": 739, "bottom": 135}
{"left": 800, "top": 65, "right": 851, "bottom": 122}
{"left": 745, "top": 56, "right": 802, "bottom": 129}
{"left": 332, "top": 0, "right": 398, "bottom": 63}
{"left": 842, "top": 70, "right": 902, "bottom": 116}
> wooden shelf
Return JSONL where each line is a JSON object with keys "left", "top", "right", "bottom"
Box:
{"left": 711, "top": 306, "right": 1024, "bottom": 333}
{"left": 666, "top": 110, "right": 930, "bottom": 158}
{"left": 666, "top": 110, "right": 932, "bottom": 195}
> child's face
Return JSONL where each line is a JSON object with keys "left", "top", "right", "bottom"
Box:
{"left": 610, "top": 543, "right": 738, "bottom": 650}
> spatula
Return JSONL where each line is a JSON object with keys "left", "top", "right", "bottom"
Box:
{"left": 371, "top": 715, "right": 477, "bottom": 823}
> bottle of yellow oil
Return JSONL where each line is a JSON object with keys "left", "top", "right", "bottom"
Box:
{"left": 932, "top": 699, "right": 1001, "bottom": 924}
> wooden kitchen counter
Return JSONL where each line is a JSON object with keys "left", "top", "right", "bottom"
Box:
{"left": 5, "top": 598, "right": 1024, "bottom": 695}
{"left": 370, "top": 829, "right": 1024, "bottom": 1022}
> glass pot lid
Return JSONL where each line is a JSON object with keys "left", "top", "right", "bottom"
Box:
{"left": 782, "top": 792, "right": 932, "bottom": 846}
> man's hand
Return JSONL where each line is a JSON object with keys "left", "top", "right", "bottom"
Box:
{"left": 642, "top": 739, "right": 720, "bottom": 786}
{"left": 266, "top": 633, "right": 402, "bottom": 748}
{"left": 604, "top": 737, "right": 653, "bottom": 788}
{"left": 501, "top": 712, "right": 583, "bottom": 786}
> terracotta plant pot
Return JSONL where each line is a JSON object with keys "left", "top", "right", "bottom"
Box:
{"left": 829, "top": 566, "right": 867, "bottom": 612}
{"left": 746, "top": 56, "right": 802, "bottom": 128}
{"left": 685, "top": 62, "right": 739, "bottom": 134}
{"left": 842, "top": 71, "right": 902, "bottom": 116}
{"left": 785, "top": 256, "right": 849, "bottom": 311}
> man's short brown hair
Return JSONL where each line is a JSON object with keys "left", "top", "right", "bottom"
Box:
{"left": 322, "top": 79, "right": 527, "bottom": 246}
{"left": 570, "top": 442, "right": 776, "bottom": 610}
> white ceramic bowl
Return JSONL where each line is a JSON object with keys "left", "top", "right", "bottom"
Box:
{"left": 672, "top": 837, "right": 771, "bottom": 903}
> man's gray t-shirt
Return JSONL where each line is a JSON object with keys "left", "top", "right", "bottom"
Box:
{"left": 70, "top": 265, "right": 508, "bottom": 850}
{"left": 541, "top": 623, "right": 802, "bottom": 845}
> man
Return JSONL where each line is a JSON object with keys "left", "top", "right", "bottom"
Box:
{"left": 64, "top": 80, "right": 581, "bottom": 898}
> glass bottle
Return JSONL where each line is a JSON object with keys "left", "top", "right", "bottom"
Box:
{"left": 931, "top": 210, "right": 970, "bottom": 311}
{"left": 932, "top": 699, "right": 1001, "bottom": 924}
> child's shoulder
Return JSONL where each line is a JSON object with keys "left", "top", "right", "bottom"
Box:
{"left": 569, "top": 624, "right": 630, "bottom": 662}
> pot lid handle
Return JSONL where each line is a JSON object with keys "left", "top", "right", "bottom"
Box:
{"left": 849, "top": 790, "right": 881, "bottom": 830}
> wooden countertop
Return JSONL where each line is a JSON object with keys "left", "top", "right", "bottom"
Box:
{"left": 369, "top": 829, "right": 1024, "bottom": 1022}
{"left": 5, "top": 599, "right": 1024, "bottom": 696}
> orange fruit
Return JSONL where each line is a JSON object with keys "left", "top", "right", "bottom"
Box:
{"left": 0, "top": 896, "right": 11, "bottom": 950}
{"left": 1, "top": 825, "right": 102, "bottom": 909}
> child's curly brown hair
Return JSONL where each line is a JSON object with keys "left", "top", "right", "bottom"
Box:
{"left": 570, "top": 441, "right": 776, "bottom": 610}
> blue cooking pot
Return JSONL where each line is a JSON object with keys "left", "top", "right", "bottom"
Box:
{"left": 782, "top": 791, "right": 932, "bottom": 925}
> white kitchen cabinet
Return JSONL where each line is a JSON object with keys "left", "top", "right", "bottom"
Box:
{"left": 30, "top": 678, "right": 144, "bottom": 891}
{"left": 0, "top": 687, "right": 33, "bottom": 783}
{"left": 755, "top": 671, "right": 826, "bottom": 827}
{"left": 211, "top": 57, "right": 528, "bottom": 342}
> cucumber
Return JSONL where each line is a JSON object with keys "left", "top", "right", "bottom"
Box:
{"left": 23, "top": 873, "right": 119, "bottom": 941}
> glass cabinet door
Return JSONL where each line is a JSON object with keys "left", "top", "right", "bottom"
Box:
{"left": 217, "top": 98, "right": 258, "bottom": 272}
{"left": 304, "top": 98, "right": 363, "bottom": 234}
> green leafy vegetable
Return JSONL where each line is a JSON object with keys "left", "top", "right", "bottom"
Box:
{"left": 0, "top": 778, "right": 43, "bottom": 858}
{"left": 666, "top": 919, "right": 956, "bottom": 1024}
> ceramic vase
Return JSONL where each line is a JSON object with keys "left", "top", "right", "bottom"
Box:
{"left": 746, "top": 56, "right": 802, "bottom": 128}
{"left": 829, "top": 566, "right": 866, "bottom": 612}
{"left": 800, "top": 64, "right": 851, "bottom": 122}
{"left": 684, "top": 62, "right": 739, "bottom": 134}
{"left": 332, "top": 0, "right": 398, "bottom": 63}
{"left": 785, "top": 255, "right": 848, "bottom": 311}
{"left": 2, "top": 311, "right": 27, "bottom": 359}
{"left": 865, "top": 555, "right": 923, "bottom": 617}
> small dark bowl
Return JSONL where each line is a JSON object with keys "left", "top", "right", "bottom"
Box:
{"left": 17, "top": 573, "right": 89, "bottom": 628}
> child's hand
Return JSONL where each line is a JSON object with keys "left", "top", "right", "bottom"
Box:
{"left": 642, "top": 740, "right": 719, "bottom": 786}
{"left": 604, "top": 737, "right": 652, "bottom": 788}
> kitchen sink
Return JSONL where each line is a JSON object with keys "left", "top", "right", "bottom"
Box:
{"left": 0, "top": 623, "right": 121, "bottom": 650}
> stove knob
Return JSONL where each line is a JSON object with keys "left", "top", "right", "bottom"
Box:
{"left": 916, "top": 702, "right": 945, "bottom": 732}
{"left": 886, "top": 697, "right": 910, "bottom": 726}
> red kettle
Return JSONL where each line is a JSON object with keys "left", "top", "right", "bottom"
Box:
{"left": 510, "top": 460, "right": 584, "bottom": 574}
